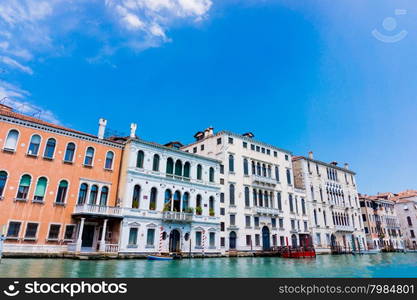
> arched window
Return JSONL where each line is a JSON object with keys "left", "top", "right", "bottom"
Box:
{"left": 229, "top": 184, "right": 235, "bottom": 205}
{"left": 4, "top": 129, "right": 19, "bottom": 151}
{"left": 28, "top": 134, "right": 41, "bottom": 155}
{"left": 105, "top": 151, "right": 114, "bottom": 169}
{"left": 56, "top": 180, "right": 68, "bottom": 204}
{"left": 209, "top": 167, "right": 215, "bottom": 182}
{"left": 136, "top": 150, "right": 144, "bottom": 168}
{"left": 166, "top": 158, "right": 174, "bottom": 175}
{"left": 228, "top": 155, "right": 234, "bottom": 172}
{"left": 267, "top": 165, "right": 272, "bottom": 178}
{"left": 17, "top": 174, "right": 31, "bottom": 199}
{"left": 259, "top": 190, "right": 263, "bottom": 207}
{"left": 89, "top": 185, "right": 98, "bottom": 204}
{"left": 276, "top": 192, "right": 282, "bottom": 210}
{"left": 173, "top": 191, "right": 181, "bottom": 212}
{"left": 264, "top": 191, "right": 269, "bottom": 207}
{"left": 301, "top": 198, "right": 306, "bottom": 214}
{"left": 253, "top": 189, "right": 258, "bottom": 206}
{"left": 84, "top": 147, "right": 94, "bottom": 166}
{"left": 314, "top": 209, "right": 318, "bottom": 226}
{"left": 132, "top": 185, "right": 141, "bottom": 209}
{"left": 149, "top": 187, "right": 157, "bottom": 210}
{"left": 174, "top": 160, "right": 182, "bottom": 177}
{"left": 262, "top": 164, "right": 266, "bottom": 177}
{"left": 64, "top": 142, "right": 76, "bottom": 162}
{"left": 183, "top": 162, "right": 190, "bottom": 179}
{"left": 164, "top": 189, "right": 172, "bottom": 211}
{"left": 99, "top": 186, "right": 108, "bottom": 206}
{"left": 244, "top": 187, "right": 250, "bottom": 207}
{"left": 0, "top": 171, "right": 7, "bottom": 197}
{"left": 44, "top": 138, "right": 56, "bottom": 159}
{"left": 275, "top": 166, "right": 280, "bottom": 182}
{"left": 257, "top": 162, "right": 261, "bottom": 175}
{"left": 251, "top": 161, "right": 256, "bottom": 174}
{"left": 182, "top": 192, "right": 189, "bottom": 212}
{"left": 197, "top": 164, "right": 202, "bottom": 180}
{"left": 286, "top": 169, "right": 292, "bottom": 185}
{"left": 152, "top": 154, "right": 160, "bottom": 171}
{"left": 77, "top": 183, "right": 88, "bottom": 204}
{"left": 34, "top": 177, "right": 47, "bottom": 201}
{"left": 196, "top": 194, "right": 202, "bottom": 215}
{"left": 243, "top": 159, "right": 249, "bottom": 175}
{"left": 209, "top": 196, "right": 215, "bottom": 216}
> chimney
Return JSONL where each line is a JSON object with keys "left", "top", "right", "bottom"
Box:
{"left": 98, "top": 118, "right": 107, "bottom": 139}
{"left": 130, "top": 123, "right": 137, "bottom": 138}
{"left": 308, "top": 151, "right": 314, "bottom": 159}
{"left": 344, "top": 163, "right": 349, "bottom": 170}
{"left": 330, "top": 161, "right": 338, "bottom": 166}
{"left": 204, "top": 128, "right": 209, "bottom": 138}
{"left": 208, "top": 127, "right": 214, "bottom": 137}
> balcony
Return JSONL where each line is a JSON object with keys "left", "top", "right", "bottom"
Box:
{"left": 335, "top": 225, "right": 355, "bottom": 232}
{"left": 252, "top": 206, "right": 280, "bottom": 216}
{"left": 162, "top": 211, "right": 193, "bottom": 223}
{"left": 251, "top": 174, "right": 277, "bottom": 186}
{"left": 73, "top": 204, "right": 122, "bottom": 218}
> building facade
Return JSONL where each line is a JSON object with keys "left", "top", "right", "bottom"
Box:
{"left": 117, "top": 126, "right": 221, "bottom": 255}
{"left": 392, "top": 191, "right": 417, "bottom": 249}
{"left": 0, "top": 103, "right": 123, "bottom": 254}
{"left": 359, "top": 194, "right": 403, "bottom": 251}
{"left": 292, "top": 153, "right": 366, "bottom": 253}
{"left": 182, "top": 128, "right": 309, "bottom": 253}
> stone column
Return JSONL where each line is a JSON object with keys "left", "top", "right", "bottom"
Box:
{"left": 76, "top": 218, "right": 85, "bottom": 252}
{"left": 99, "top": 219, "right": 108, "bottom": 252}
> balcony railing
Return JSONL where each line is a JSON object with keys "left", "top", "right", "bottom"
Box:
{"left": 251, "top": 174, "right": 277, "bottom": 185}
{"left": 162, "top": 211, "right": 193, "bottom": 222}
{"left": 252, "top": 206, "right": 280, "bottom": 216}
{"left": 335, "top": 225, "right": 355, "bottom": 232}
{"left": 74, "top": 204, "right": 122, "bottom": 217}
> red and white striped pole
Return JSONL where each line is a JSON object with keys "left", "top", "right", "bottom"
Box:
{"left": 159, "top": 226, "right": 164, "bottom": 254}
{"left": 202, "top": 229, "right": 205, "bottom": 256}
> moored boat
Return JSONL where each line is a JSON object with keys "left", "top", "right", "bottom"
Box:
{"left": 147, "top": 255, "right": 173, "bottom": 261}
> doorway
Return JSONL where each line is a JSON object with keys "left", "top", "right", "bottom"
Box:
{"left": 169, "top": 229, "right": 181, "bottom": 252}
{"left": 262, "top": 226, "right": 270, "bottom": 250}
{"left": 81, "top": 225, "right": 95, "bottom": 248}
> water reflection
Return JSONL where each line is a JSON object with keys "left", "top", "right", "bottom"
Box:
{"left": 0, "top": 253, "right": 416, "bottom": 278}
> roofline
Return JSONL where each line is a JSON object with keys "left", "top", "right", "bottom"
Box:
{"left": 293, "top": 156, "right": 356, "bottom": 175}
{"left": 182, "top": 130, "right": 293, "bottom": 155}
{"left": 128, "top": 138, "right": 222, "bottom": 164}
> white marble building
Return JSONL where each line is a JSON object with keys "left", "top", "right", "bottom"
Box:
{"left": 292, "top": 152, "right": 367, "bottom": 253}
{"left": 182, "top": 128, "right": 310, "bottom": 252}
{"left": 117, "top": 126, "right": 221, "bottom": 255}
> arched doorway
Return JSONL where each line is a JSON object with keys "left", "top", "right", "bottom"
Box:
{"left": 291, "top": 234, "right": 298, "bottom": 247}
{"left": 229, "top": 231, "right": 237, "bottom": 250}
{"left": 262, "top": 226, "right": 270, "bottom": 250}
{"left": 169, "top": 229, "right": 181, "bottom": 252}
{"left": 330, "top": 234, "right": 337, "bottom": 247}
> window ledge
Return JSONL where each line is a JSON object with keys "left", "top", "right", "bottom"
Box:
{"left": 195, "top": 246, "right": 203, "bottom": 249}
{"left": 26, "top": 153, "right": 38, "bottom": 158}
{"left": 83, "top": 164, "right": 93, "bottom": 168}
{"left": 32, "top": 200, "right": 44, "bottom": 204}
{"left": 104, "top": 168, "right": 113, "bottom": 172}
{"left": 23, "top": 237, "right": 37, "bottom": 241}
{"left": 145, "top": 245, "right": 155, "bottom": 249}
{"left": 2, "top": 148, "right": 16, "bottom": 153}
{"left": 63, "top": 160, "right": 74, "bottom": 165}
{"left": 127, "top": 244, "right": 138, "bottom": 249}
{"left": 14, "top": 198, "right": 28, "bottom": 202}
{"left": 54, "top": 202, "right": 66, "bottom": 207}
{"left": 47, "top": 238, "right": 59, "bottom": 242}
{"left": 6, "top": 237, "right": 19, "bottom": 240}
{"left": 43, "top": 156, "right": 54, "bottom": 161}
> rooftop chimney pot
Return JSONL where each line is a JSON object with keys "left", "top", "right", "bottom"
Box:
{"left": 308, "top": 151, "right": 314, "bottom": 159}
{"left": 98, "top": 118, "right": 107, "bottom": 139}
{"left": 130, "top": 123, "right": 137, "bottom": 138}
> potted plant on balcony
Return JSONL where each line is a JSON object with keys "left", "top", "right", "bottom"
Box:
{"left": 209, "top": 208, "right": 215, "bottom": 217}
{"left": 196, "top": 206, "right": 202, "bottom": 215}
{"left": 184, "top": 207, "right": 194, "bottom": 214}
{"left": 149, "top": 202, "right": 156, "bottom": 210}
{"left": 163, "top": 202, "right": 171, "bottom": 212}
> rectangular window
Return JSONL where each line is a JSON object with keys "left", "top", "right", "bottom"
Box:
{"left": 242, "top": 142, "right": 247, "bottom": 148}
{"left": 47, "top": 224, "right": 61, "bottom": 240}
{"left": 146, "top": 229, "right": 155, "bottom": 246}
{"left": 256, "top": 146, "right": 260, "bottom": 152}
{"left": 196, "top": 231, "right": 202, "bottom": 247}
{"left": 220, "top": 222, "right": 225, "bottom": 231}
{"left": 230, "top": 214, "right": 235, "bottom": 226}
{"left": 64, "top": 225, "right": 76, "bottom": 240}
{"left": 255, "top": 234, "right": 260, "bottom": 246}
{"left": 128, "top": 228, "right": 138, "bottom": 245}
{"left": 246, "top": 235, "right": 252, "bottom": 246}
{"left": 193, "top": 147, "right": 197, "bottom": 153}
{"left": 289, "top": 194, "right": 294, "bottom": 212}
{"left": 261, "top": 147, "right": 265, "bottom": 153}
{"left": 280, "top": 236, "right": 285, "bottom": 246}
{"left": 220, "top": 164, "right": 224, "bottom": 174}
{"left": 315, "top": 233, "right": 321, "bottom": 245}
{"left": 273, "top": 151, "right": 277, "bottom": 157}
{"left": 220, "top": 208, "right": 225, "bottom": 216}
{"left": 220, "top": 237, "right": 225, "bottom": 247}
{"left": 285, "top": 154, "right": 289, "bottom": 161}
{"left": 245, "top": 216, "right": 251, "bottom": 227}
{"left": 267, "top": 149, "right": 270, "bottom": 155}
{"left": 209, "top": 232, "right": 215, "bottom": 247}
{"left": 277, "top": 192, "right": 282, "bottom": 210}
{"left": 411, "top": 230, "right": 415, "bottom": 238}
{"left": 251, "top": 144, "right": 255, "bottom": 150}
{"left": 271, "top": 218, "right": 276, "bottom": 228}
{"left": 291, "top": 219, "right": 295, "bottom": 230}
{"left": 228, "top": 137, "right": 233, "bottom": 144}
{"left": 304, "top": 221, "right": 308, "bottom": 232}
{"left": 272, "top": 234, "right": 277, "bottom": 246}
{"left": 217, "top": 138, "right": 222, "bottom": 145}
{"left": 24, "top": 222, "right": 38, "bottom": 239}
{"left": 254, "top": 217, "right": 259, "bottom": 228}
{"left": 200, "top": 144, "right": 204, "bottom": 151}
{"left": 7, "top": 221, "right": 21, "bottom": 238}
{"left": 220, "top": 193, "right": 224, "bottom": 203}
{"left": 279, "top": 218, "right": 284, "bottom": 229}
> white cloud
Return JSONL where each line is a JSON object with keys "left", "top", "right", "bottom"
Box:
{"left": 0, "top": 56, "right": 33, "bottom": 74}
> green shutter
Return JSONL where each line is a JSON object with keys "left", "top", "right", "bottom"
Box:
{"left": 34, "top": 177, "right": 47, "bottom": 197}
{"left": 20, "top": 175, "right": 31, "bottom": 187}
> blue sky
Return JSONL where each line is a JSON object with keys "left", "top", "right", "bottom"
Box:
{"left": 0, "top": 0, "right": 416, "bottom": 195}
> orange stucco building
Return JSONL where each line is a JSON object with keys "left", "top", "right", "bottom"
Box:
{"left": 0, "top": 104, "right": 123, "bottom": 255}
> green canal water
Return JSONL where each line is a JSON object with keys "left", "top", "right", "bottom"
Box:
{"left": 0, "top": 253, "right": 416, "bottom": 278}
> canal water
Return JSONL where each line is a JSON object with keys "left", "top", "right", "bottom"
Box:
{"left": 0, "top": 253, "right": 416, "bottom": 278}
